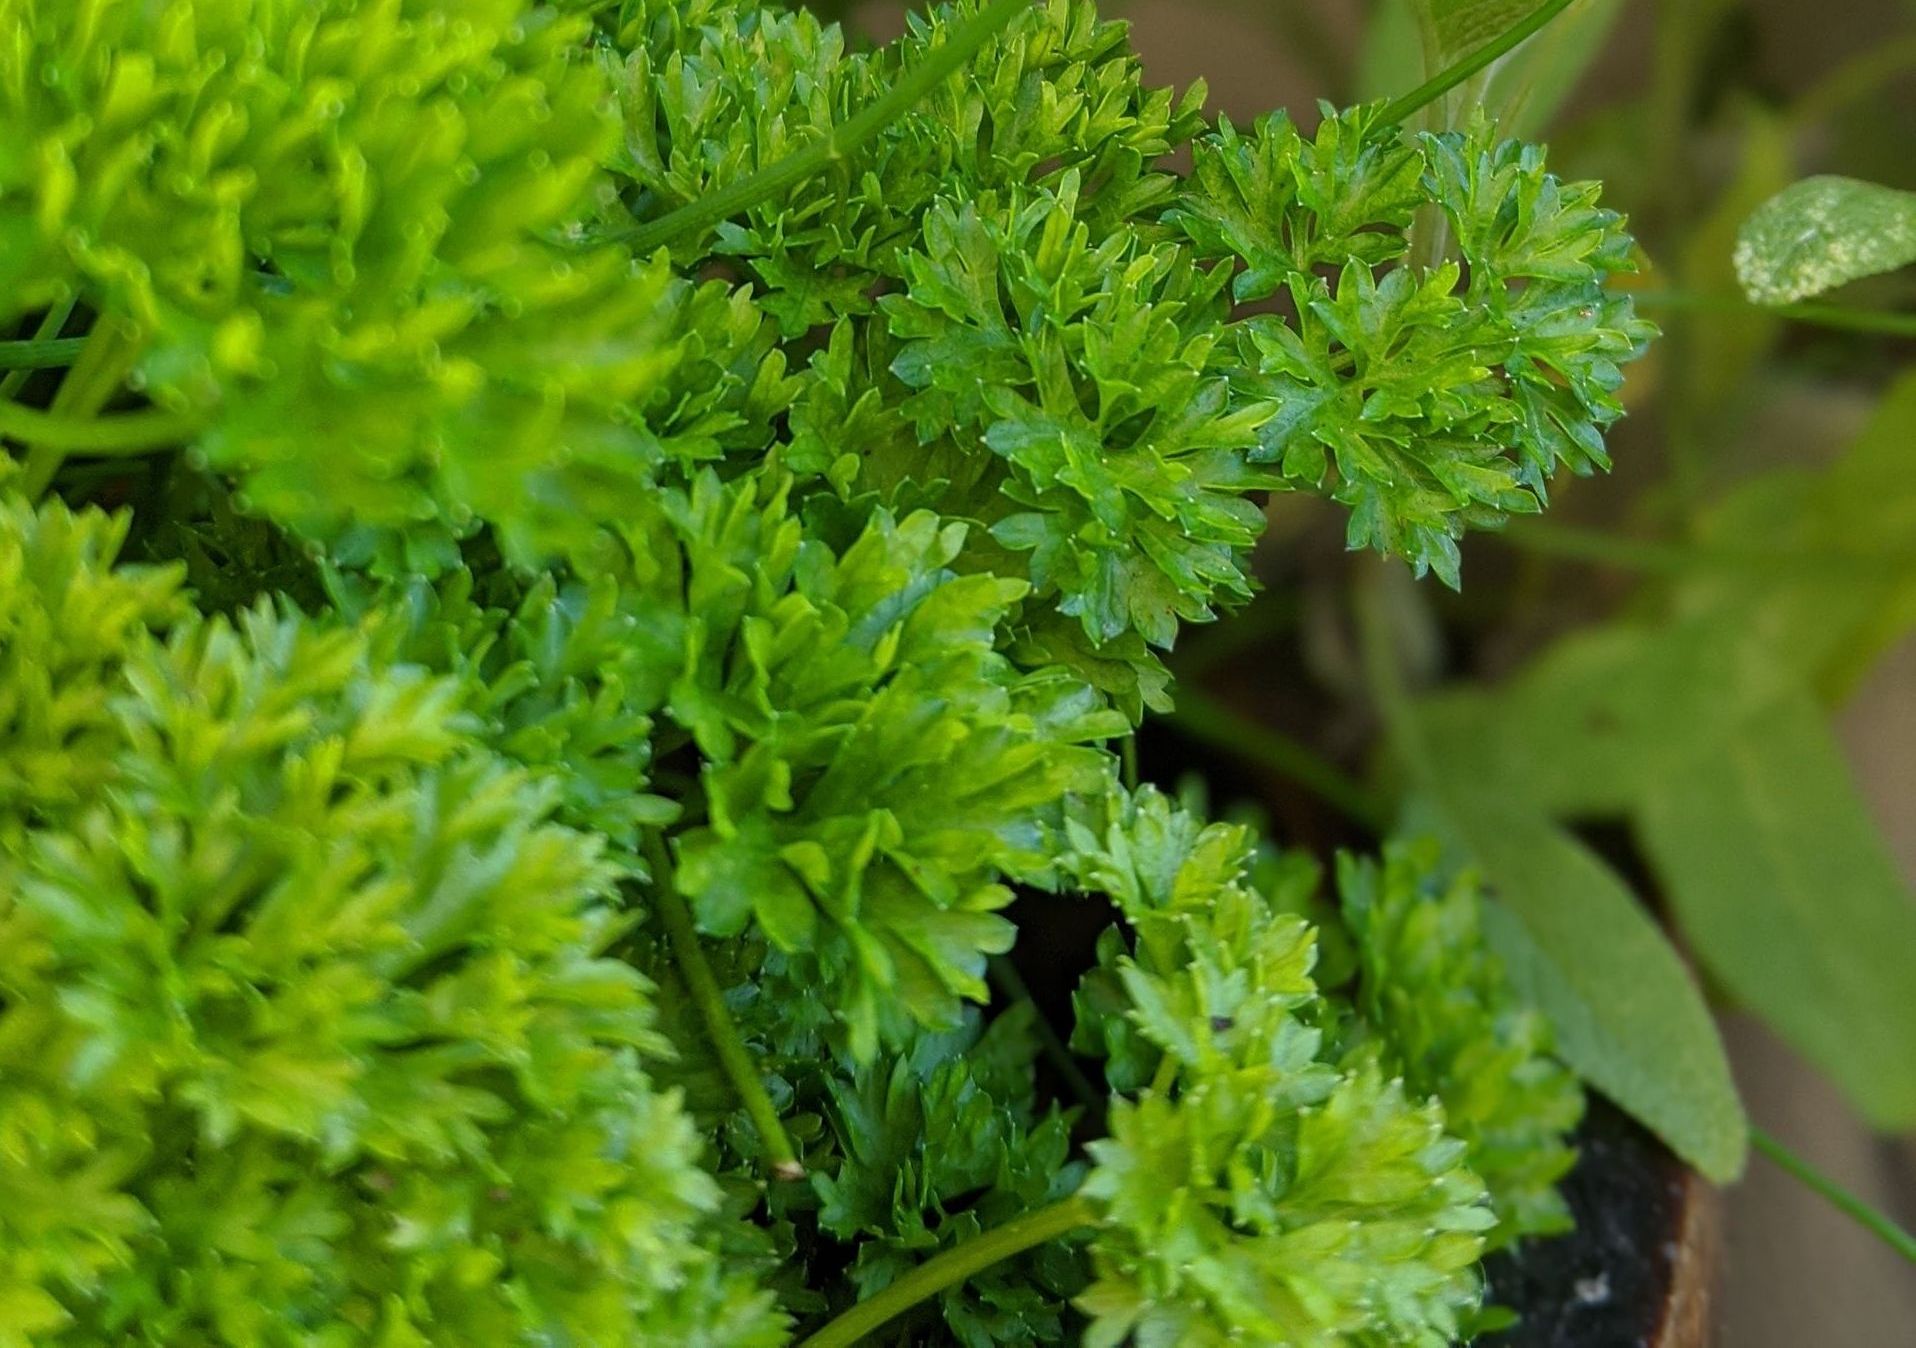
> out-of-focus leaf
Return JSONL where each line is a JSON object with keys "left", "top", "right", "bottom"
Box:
{"left": 1356, "top": 0, "right": 1426, "bottom": 102}
{"left": 1690, "top": 372, "right": 1916, "bottom": 699}
{"left": 1483, "top": 0, "right": 1626, "bottom": 138}
{"left": 1636, "top": 692, "right": 1916, "bottom": 1129}
{"left": 1405, "top": 789, "right": 1748, "bottom": 1182}
{"left": 1362, "top": 0, "right": 1609, "bottom": 129}
{"left": 1678, "top": 108, "right": 1794, "bottom": 426}
{"left": 1414, "top": 0, "right": 1558, "bottom": 67}
{"left": 1735, "top": 176, "right": 1916, "bottom": 305}
{"left": 1416, "top": 603, "right": 1823, "bottom": 818}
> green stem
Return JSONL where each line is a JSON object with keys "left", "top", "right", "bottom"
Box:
{"left": 987, "top": 957, "right": 1104, "bottom": 1118}
{"left": 1634, "top": 289, "right": 1916, "bottom": 338}
{"left": 0, "top": 402, "right": 198, "bottom": 456}
{"left": 1498, "top": 518, "right": 1704, "bottom": 572}
{"left": 798, "top": 1195, "right": 1098, "bottom": 1348}
{"left": 1376, "top": 0, "right": 1580, "bottom": 128}
{"left": 1501, "top": 517, "right": 1916, "bottom": 577}
{"left": 1751, "top": 1126, "right": 1916, "bottom": 1266}
{"left": 16, "top": 318, "right": 155, "bottom": 497}
{"left": 0, "top": 336, "right": 87, "bottom": 371}
{"left": 1789, "top": 32, "right": 1916, "bottom": 131}
{"left": 0, "top": 297, "right": 78, "bottom": 400}
{"left": 1354, "top": 568, "right": 1434, "bottom": 792}
{"left": 620, "top": 0, "right": 1030, "bottom": 254}
{"left": 1162, "top": 686, "right": 1388, "bottom": 833}
{"left": 646, "top": 834, "right": 805, "bottom": 1181}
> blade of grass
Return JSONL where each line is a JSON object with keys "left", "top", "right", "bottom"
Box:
{"left": 0, "top": 337, "right": 87, "bottom": 371}
{"left": 1162, "top": 686, "right": 1387, "bottom": 833}
{"left": 1635, "top": 289, "right": 1916, "bottom": 338}
{"left": 1752, "top": 1125, "right": 1916, "bottom": 1266}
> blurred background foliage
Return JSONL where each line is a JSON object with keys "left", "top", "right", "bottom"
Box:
{"left": 826, "top": 0, "right": 1916, "bottom": 1338}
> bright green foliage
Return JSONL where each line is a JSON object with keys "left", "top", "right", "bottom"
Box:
{"left": 1338, "top": 842, "right": 1584, "bottom": 1247}
{"left": 0, "top": 0, "right": 1643, "bottom": 1339}
{"left": 0, "top": 0, "right": 722, "bottom": 570}
{"left": 0, "top": 494, "right": 783, "bottom": 1345}
{"left": 884, "top": 178, "right": 1274, "bottom": 651}
{"left": 1066, "top": 789, "right": 1496, "bottom": 1346}
{"left": 590, "top": 0, "right": 1648, "bottom": 686}
{"left": 1082, "top": 1058, "right": 1490, "bottom": 1348}
{"left": 1182, "top": 110, "right": 1652, "bottom": 584}
{"left": 596, "top": 0, "right": 1202, "bottom": 308}
{"left": 342, "top": 468, "right": 1124, "bottom": 1060}
{"left": 0, "top": 491, "right": 186, "bottom": 841}
{"left": 638, "top": 476, "right": 1122, "bottom": 1058}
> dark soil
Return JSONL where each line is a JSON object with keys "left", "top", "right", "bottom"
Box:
{"left": 1485, "top": 1096, "right": 1697, "bottom": 1347}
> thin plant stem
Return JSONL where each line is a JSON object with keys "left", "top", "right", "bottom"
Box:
{"left": 645, "top": 833, "right": 805, "bottom": 1181}
{"left": 1634, "top": 289, "right": 1916, "bottom": 338}
{"left": 987, "top": 957, "right": 1103, "bottom": 1120}
{"left": 1, "top": 403, "right": 197, "bottom": 460}
{"left": 18, "top": 317, "right": 153, "bottom": 497}
{"left": 1751, "top": 1126, "right": 1916, "bottom": 1266}
{"left": 619, "top": 0, "right": 1029, "bottom": 254}
{"left": 1376, "top": 0, "right": 1580, "bottom": 128}
{"left": 1501, "top": 517, "right": 1916, "bottom": 577}
{"left": 1162, "top": 686, "right": 1388, "bottom": 834}
{"left": 0, "top": 295, "right": 78, "bottom": 400}
{"left": 0, "top": 336, "right": 87, "bottom": 371}
{"left": 1790, "top": 32, "right": 1916, "bottom": 132}
{"left": 1498, "top": 518, "right": 1705, "bottom": 573}
{"left": 1354, "top": 567, "right": 1434, "bottom": 790}
{"left": 1120, "top": 735, "right": 1139, "bottom": 792}
{"left": 798, "top": 1194, "right": 1098, "bottom": 1348}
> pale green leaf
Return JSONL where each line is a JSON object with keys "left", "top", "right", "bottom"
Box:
{"left": 1483, "top": 0, "right": 1627, "bottom": 137}
{"left": 1416, "top": 0, "right": 1558, "bottom": 67}
{"left": 1734, "top": 175, "right": 1916, "bottom": 305}
{"left": 1362, "top": 0, "right": 1621, "bottom": 134}
{"left": 1355, "top": 0, "right": 1426, "bottom": 102}
{"left": 1636, "top": 692, "right": 1916, "bottom": 1129}
{"left": 1407, "top": 789, "right": 1748, "bottom": 1182}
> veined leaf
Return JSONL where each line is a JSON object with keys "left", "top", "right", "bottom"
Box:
{"left": 1636, "top": 692, "right": 1916, "bottom": 1129}
{"left": 1414, "top": 0, "right": 1561, "bottom": 67}
{"left": 1483, "top": 0, "right": 1627, "bottom": 137}
{"left": 1734, "top": 175, "right": 1916, "bottom": 305}
{"left": 1406, "top": 788, "right": 1748, "bottom": 1182}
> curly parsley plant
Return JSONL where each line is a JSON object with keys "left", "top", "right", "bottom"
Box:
{"left": 0, "top": 0, "right": 1647, "bottom": 1342}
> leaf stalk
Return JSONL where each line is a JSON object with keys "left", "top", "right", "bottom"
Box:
{"left": 1377, "top": 0, "right": 1581, "bottom": 128}
{"left": 797, "top": 1194, "right": 1098, "bottom": 1348}
{"left": 1752, "top": 1126, "right": 1916, "bottom": 1266}
{"left": 647, "top": 833, "right": 805, "bottom": 1182}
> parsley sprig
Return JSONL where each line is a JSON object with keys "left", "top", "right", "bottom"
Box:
{"left": 0, "top": 0, "right": 1652, "bottom": 1341}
